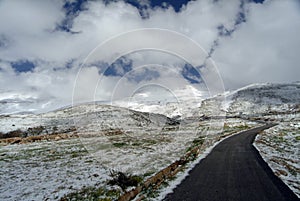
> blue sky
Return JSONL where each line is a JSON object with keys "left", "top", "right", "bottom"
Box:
{"left": 11, "top": 60, "right": 35, "bottom": 73}
{"left": 0, "top": 0, "right": 299, "bottom": 113}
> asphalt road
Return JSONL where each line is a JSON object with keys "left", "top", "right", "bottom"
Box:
{"left": 164, "top": 124, "right": 299, "bottom": 201}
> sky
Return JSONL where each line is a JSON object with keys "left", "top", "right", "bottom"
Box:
{"left": 0, "top": 0, "right": 299, "bottom": 114}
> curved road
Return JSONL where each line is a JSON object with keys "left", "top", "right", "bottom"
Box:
{"left": 164, "top": 124, "right": 299, "bottom": 201}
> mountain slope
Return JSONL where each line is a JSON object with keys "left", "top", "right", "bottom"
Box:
{"left": 225, "top": 82, "right": 300, "bottom": 115}
{"left": 0, "top": 103, "right": 177, "bottom": 134}
{"left": 196, "top": 82, "right": 300, "bottom": 117}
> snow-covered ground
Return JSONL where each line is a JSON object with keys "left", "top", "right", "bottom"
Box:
{"left": 254, "top": 115, "right": 300, "bottom": 197}
{"left": 0, "top": 138, "right": 108, "bottom": 201}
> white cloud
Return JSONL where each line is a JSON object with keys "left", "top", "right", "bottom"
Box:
{"left": 0, "top": 0, "right": 299, "bottom": 113}
{"left": 0, "top": 0, "right": 64, "bottom": 35}
{"left": 0, "top": 60, "right": 78, "bottom": 113}
{"left": 0, "top": 0, "right": 67, "bottom": 61}
{"left": 213, "top": 0, "right": 300, "bottom": 89}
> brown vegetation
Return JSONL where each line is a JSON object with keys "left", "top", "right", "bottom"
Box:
{"left": 0, "top": 129, "right": 23, "bottom": 138}
{"left": 0, "top": 133, "right": 78, "bottom": 145}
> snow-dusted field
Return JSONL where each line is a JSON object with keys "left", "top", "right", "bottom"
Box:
{"left": 0, "top": 138, "right": 107, "bottom": 201}
{"left": 0, "top": 117, "right": 255, "bottom": 201}
{"left": 254, "top": 117, "right": 300, "bottom": 197}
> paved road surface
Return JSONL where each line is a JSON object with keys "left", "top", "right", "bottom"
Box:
{"left": 164, "top": 124, "right": 299, "bottom": 201}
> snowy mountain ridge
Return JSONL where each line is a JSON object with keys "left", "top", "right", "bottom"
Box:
{"left": 120, "top": 82, "right": 300, "bottom": 118}
{"left": 223, "top": 82, "right": 300, "bottom": 115}
{"left": 162, "top": 82, "right": 300, "bottom": 117}
{"left": 0, "top": 82, "right": 299, "bottom": 134}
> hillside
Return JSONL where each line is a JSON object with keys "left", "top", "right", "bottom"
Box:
{"left": 224, "top": 82, "right": 300, "bottom": 115}
{"left": 0, "top": 103, "right": 178, "bottom": 134}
